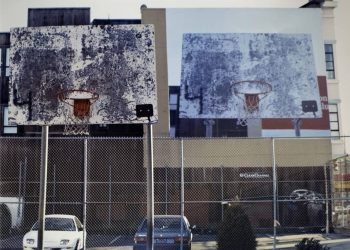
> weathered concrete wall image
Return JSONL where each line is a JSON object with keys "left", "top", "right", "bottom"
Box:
{"left": 179, "top": 33, "right": 321, "bottom": 119}
{"left": 9, "top": 25, "right": 157, "bottom": 125}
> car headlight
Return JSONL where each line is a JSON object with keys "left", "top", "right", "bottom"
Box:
{"left": 26, "top": 238, "right": 35, "bottom": 245}
{"left": 60, "top": 239, "right": 70, "bottom": 245}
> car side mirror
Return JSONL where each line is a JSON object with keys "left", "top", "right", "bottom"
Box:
{"left": 78, "top": 226, "right": 84, "bottom": 231}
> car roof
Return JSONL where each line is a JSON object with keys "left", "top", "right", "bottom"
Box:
{"left": 45, "top": 214, "right": 77, "bottom": 219}
{"left": 153, "top": 215, "right": 185, "bottom": 218}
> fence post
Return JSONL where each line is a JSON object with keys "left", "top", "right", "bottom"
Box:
{"left": 83, "top": 139, "right": 88, "bottom": 250}
{"left": 108, "top": 165, "right": 112, "bottom": 228}
{"left": 18, "top": 161, "right": 23, "bottom": 220}
{"left": 324, "top": 163, "right": 329, "bottom": 234}
{"left": 221, "top": 166, "right": 224, "bottom": 221}
{"left": 22, "top": 158, "right": 27, "bottom": 221}
{"left": 272, "top": 138, "right": 277, "bottom": 250}
{"left": 53, "top": 164, "right": 56, "bottom": 214}
{"left": 165, "top": 166, "right": 168, "bottom": 215}
{"left": 146, "top": 122, "right": 154, "bottom": 250}
{"left": 180, "top": 138, "right": 184, "bottom": 250}
{"left": 38, "top": 125, "right": 49, "bottom": 250}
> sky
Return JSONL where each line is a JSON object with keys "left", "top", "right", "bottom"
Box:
{"left": 0, "top": 0, "right": 308, "bottom": 31}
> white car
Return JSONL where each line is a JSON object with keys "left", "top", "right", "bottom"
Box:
{"left": 23, "top": 214, "right": 85, "bottom": 250}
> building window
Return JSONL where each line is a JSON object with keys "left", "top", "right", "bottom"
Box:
{"left": 169, "top": 127, "right": 176, "bottom": 137}
{"left": 325, "top": 44, "right": 335, "bottom": 79}
{"left": 3, "top": 107, "right": 17, "bottom": 134}
{"left": 169, "top": 94, "right": 178, "bottom": 111}
{"left": 5, "top": 48, "right": 10, "bottom": 76}
{"left": 329, "top": 104, "right": 339, "bottom": 138}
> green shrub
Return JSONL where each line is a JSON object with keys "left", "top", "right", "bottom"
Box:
{"left": 217, "top": 204, "right": 257, "bottom": 250}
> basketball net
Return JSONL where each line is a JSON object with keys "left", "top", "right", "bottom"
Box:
{"left": 63, "top": 115, "right": 90, "bottom": 136}
{"left": 236, "top": 94, "right": 261, "bottom": 127}
{"left": 58, "top": 90, "right": 98, "bottom": 136}
{"left": 62, "top": 101, "right": 91, "bottom": 135}
{"left": 232, "top": 80, "right": 272, "bottom": 127}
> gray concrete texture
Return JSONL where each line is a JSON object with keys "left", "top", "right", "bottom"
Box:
{"left": 89, "top": 233, "right": 350, "bottom": 250}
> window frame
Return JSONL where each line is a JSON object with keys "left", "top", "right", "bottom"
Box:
{"left": 324, "top": 44, "right": 335, "bottom": 80}
{"left": 3, "top": 106, "right": 18, "bottom": 134}
{"left": 328, "top": 103, "right": 340, "bottom": 139}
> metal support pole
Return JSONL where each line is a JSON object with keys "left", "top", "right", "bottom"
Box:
{"left": 272, "top": 138, "right": 277, "bottom": 250}
{"left": 221, "top": 166, "right": 224, "bottom": 221}
{"left": 324, "top": 164, "right": 329, "bottom": 234}
{"left": 147, "top": 122, "right": 154, "bottom": 250}
{"left": 18, "top": 161, "right": 23, "bottom": 201}
{"left": 53, "top": 164, "right": 56, "bottom": 213}
{"left": 180, "top": 139, "right": 184, "bottom": 250}
{"left": 38, "top": 125, "right": 49, "bottom": 250}
{"left": 165, "top": 166, "right": 168, "bottom": 215}
{"left": 292, "top": 118, "right": 302, "bottom": 137}
{"left": 83, "top": 139, "right": 88, "bottom": 250}
{"left": 18, "top": 161, "right": 23, "bottom": 219}
{"left": 22, "top": 158, "right": 27, "bottom": 219}
{"left": 341, "top": 161, "right": 345, "bottom": 227}
{"left": 108, "top": 165, "right": 112, "bottom": 228}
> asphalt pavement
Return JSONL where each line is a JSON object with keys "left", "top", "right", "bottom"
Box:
{"left": 2, "top": 233, "right": 350, "bottom": 249}
{"left": 88, "top": 233, "right": 350, "bottom": 250}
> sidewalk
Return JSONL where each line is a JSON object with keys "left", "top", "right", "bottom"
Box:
{"left": 257, "top": 233, "right": 350, "bottom": 249}
{"left": 89, "top": 233, "right": 350, "bottom": 250}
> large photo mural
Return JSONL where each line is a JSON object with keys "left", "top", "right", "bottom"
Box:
{"left": 165, "top": 8, "right": 330, "bottom": 137}
{"left": 180, "top": 33, "right": 320, "bottom": 119}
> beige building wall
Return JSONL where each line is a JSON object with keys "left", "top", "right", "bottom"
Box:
{"left": 334, "top": 0, "right": 350, "bottom": 154}
{"left": 151, "top": 138, "right": 332, "bottom": 168}
{"left": 142, "top": 8, "right": 169, "bottom": 137}
{"left": 323, "top": 0, "right": 348, "bottom": 157}
{"left": 141, "top": 7, "right": 332, "bottom": 168}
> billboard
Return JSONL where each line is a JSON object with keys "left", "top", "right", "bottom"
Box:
{"left": 165, "top": 8, "right": 326, "bottom": 120}
{"left": 180, "top": 33, "right": 320, "bottom": 118}
{"left": 9, "top": 25, "right": 157, "bottom": 125}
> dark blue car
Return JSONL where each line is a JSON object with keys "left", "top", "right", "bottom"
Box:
{"left": 133, "top": 215, "right": 192, "bottom": 250}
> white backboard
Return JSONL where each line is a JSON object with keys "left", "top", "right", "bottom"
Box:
{"left": 9, "top": 25, "right": 157, "bottom": 125}
{"left": 179, "top": 33, "right": 321, "bottom": 118}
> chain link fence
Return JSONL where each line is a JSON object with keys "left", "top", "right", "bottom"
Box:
{"left": 0, "top": 136, "right": 349, "bottom": 249}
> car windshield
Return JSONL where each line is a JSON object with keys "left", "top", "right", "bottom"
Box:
{"left": 140, "top": 217, "right": 186, "bottom": 231}
{"left": 32, "top": 218, "right": 76, "bottom": 231}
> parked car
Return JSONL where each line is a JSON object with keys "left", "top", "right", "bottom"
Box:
{"left": 289, "top": 189, "right": 324, "bottom": 204}
{"left": 23, "top": 214, "right": 85, "bottom": 250}
{"left": 0, "top": 197, "right": 24, "bottom": 236}
{"left": 133, "top": 215, "right": 193, "bottom": 250}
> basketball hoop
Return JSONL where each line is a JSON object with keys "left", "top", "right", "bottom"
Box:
{"left": 57, "top": 89, "right": 99, "bottom": 135}
{"left": 232, "top": 80, "right": 272, "bottom": 126}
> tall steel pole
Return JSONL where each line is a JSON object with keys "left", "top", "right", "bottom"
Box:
{"left": 272, "top": 138, "right": 277, "bottom": 250}
{"left": 83, "top": 139, "right": 88, "bottom": 250}
{"left": 147, "top": 122, "right": 154, "bottom": 250}
{"left": 38, "top": 125, "right": 49, "bottom": 250}
{"left": 324, "top": 164, "right": 329, "bottom": 234}
{"left": 180, "top": 139, "right": 184, "bottom": 250}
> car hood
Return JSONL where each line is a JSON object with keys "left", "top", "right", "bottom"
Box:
{"left": 24, "top": 230, "right": 79, "bottom": 246}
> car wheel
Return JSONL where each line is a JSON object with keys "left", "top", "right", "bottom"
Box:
{"left": 0, "top": 204, "right": 12, "bottom": 237}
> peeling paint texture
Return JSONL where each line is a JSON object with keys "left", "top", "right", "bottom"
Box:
{"left": 9, "top": 25, "right": 157, "bottom": 125}
{"left": 179, "top": 33, "right": 321, "bottom": 119}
